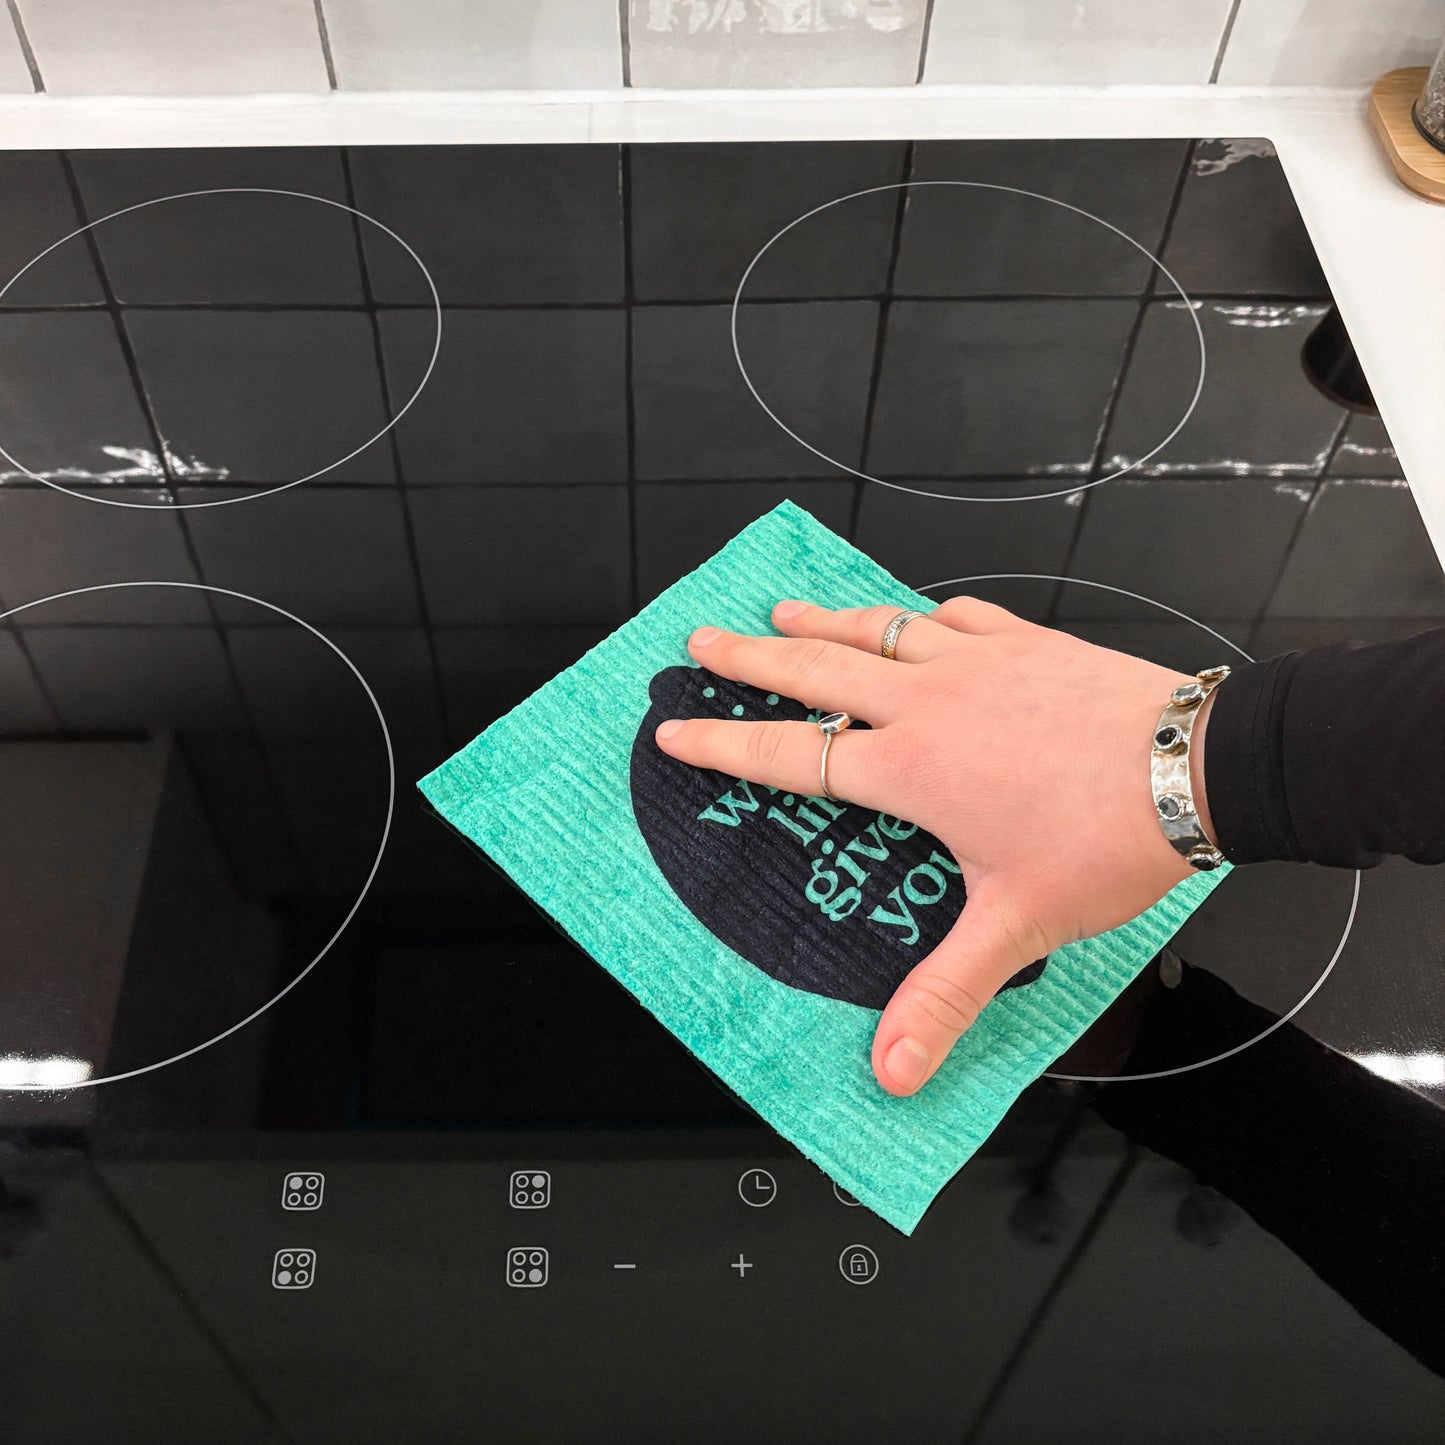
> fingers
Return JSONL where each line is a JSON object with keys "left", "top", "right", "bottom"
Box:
{"left": 688, "top": 626, "right": 903, "bottom": 723}
{"left": 871, "top": 883, "right": 1045, "bottom": 1096}
{"left": 654, "top": 715, "right": 896, "bottom": 813}
{"left": 771, "top": 600, "right": 965, "bottom": 663}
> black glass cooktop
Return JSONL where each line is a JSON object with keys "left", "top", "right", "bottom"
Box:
{"left": 1, "top": 139, "right": 1443, "bottom": 1443}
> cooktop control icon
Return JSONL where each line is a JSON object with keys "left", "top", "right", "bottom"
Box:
{"left": 282, "top": 1172, "right": 325, "bottom": 1211}
{"left": 510, "top": 1170, "right": 551, "bottom": 1209}
{"left": 507, "top": 1247, "right": 549, "bottom": 1288}
{"left": 839, "top": 1244, "right": 879, "bottom": 1285}
{"left": 737, "top": 1168, "right": 778, "bottom": 1207}
{"left": 272, "top": 1248, "right": 316, "bottom": 1290}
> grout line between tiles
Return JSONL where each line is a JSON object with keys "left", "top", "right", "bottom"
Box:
{"left": 618, "top": 0, "right": 632, "bottom": 89}
{"left": 1251, "top": 410, "right": 1350, "bottom": 628}
{"left": 54, "top": 152, "right": 318, "bottom": 894}
{"left": 312, "top": 0, "right": 340, "bottom": 92}
{"left": 338, "top": 144, "right": 450, "bottom": 750}
{"left": 1047, "top": 140, "right": 1199, "bottom": 625}
{"left": 0, "top": 467, "right": 1349, "bottom": 493}
{"left": 56, "top": 155, "right": 180, "bottom": 497}
{"left": 847, "top": 140, "right": 915, "bottom": 544}
{"left": 3, "top": 0, "right": 41, "bottom": 92}
{"left": 0, "top": 370, "right": 62, "bottom": 724}
{"left": 89, "top": 1164, "right": 292, "bottom": 1440}
{"left": 0, "top": 291, "right": 1339, "bottom": 319}
{"left": 914, "top": 0, "right": 937, "bottom": 87}
{"left": 620, "top": 144, "right": 641, "bottom": 611}
{"left": 1317, "top": 410, "right": 1352, "bottom": 478}
{"left": 0, "top": 619, "right": 64, "bottom": 730}
{"left": 1208, "top": 0, "right": 1245, "bottom": 87}
{"left": 961, "top": 1144, "right": 1139, "bottom": 1445}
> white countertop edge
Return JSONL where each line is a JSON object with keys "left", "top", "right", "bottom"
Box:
{"left": 0, "top": 84, "right": 1440, "bottom": 564}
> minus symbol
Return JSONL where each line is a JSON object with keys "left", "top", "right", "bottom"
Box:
{"left": 614, "top": 1263, "right": 637, "bottom": 1270}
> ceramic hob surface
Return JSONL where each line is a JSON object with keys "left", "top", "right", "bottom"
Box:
{"left": 0, "top": 140, "right": 1443, "bottom": 1443}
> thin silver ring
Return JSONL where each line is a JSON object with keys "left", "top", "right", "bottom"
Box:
{"left": 816, "top": 710, "right": 853, "bottom": 801}
{"left": 880, "top": 608, "right": 925, "bottom": 660}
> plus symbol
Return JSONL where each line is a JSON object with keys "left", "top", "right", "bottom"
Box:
{"left": 730, "top": 1254, "right": 753, "bottom": 1277}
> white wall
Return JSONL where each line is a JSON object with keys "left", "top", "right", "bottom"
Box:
{"left": 3, "top": 0, "right": 1441, "bottom": 96}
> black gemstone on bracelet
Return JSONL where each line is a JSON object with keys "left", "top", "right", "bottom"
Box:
{"left": 1153, "top": 724, "right": 1183, "bottom": 751}
{"left": 1157, "top": 793, "right": 1187, "bottom": 820}
{"left": 1187, "top": 846, "right": 1225, "bottom": 871}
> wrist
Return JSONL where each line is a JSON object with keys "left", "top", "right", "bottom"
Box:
{"left": 1126, "top": 676, "right": 1197, "bottom": 884}
{"left": 1147, "top": 667, "right": 1228, "bottom": 872}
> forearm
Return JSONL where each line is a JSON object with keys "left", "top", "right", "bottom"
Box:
{"left": 1196, "top": 629, "right": 1445, "bottom": 868}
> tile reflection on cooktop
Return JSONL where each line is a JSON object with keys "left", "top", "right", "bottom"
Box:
{"left": 0, "top": 138, "right": 1440, "bottom": 1117}
{"left": 0, "top": 179, "right": 438, "bottom": 506}
{"left": 0, "top": 581, "right": 392, "bottom": 1110}
{"left": 728, "top": 171, "right": 1207, "bottom": 499}
{"left": 3, "top": 139, "right": 1445, "bottom": 1445}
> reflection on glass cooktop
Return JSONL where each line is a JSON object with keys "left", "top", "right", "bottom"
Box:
{"left": 0, "top": 139, "right": 1442, "bottom": 1442}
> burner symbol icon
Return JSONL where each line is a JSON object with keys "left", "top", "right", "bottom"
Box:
{"left": 272, "top": 1249, "right": 316, "bottom": 1290}
{"left": 507, "top": 1247, "right": 549, "bottom": 1288}
{"left": 510, "top": 1170, "right": 551, "bottom": 1209}
{"left": 282, "top": 1172, "right": 325, "bottom": 1210}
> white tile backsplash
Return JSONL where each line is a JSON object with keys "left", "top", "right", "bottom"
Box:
{"left": 3, "top": 0, "right": 1438, "bottom": 97}
{"left": 325, "top": 0, "right": 622, "bottom": 90}
{"left": 15, "top": 0, "right": 331, "bottom": 95}
{"left": 924, "top": 0, "right": 1236, "bottom": 85}
{"left": 1, "top": 5, "right": 35, "bottom": 90}
{"left": 1217, "top": 0, "right": 1443, "bottom": 87}
{"left": 628, "top": 0, "right": 926, "bottom": 88}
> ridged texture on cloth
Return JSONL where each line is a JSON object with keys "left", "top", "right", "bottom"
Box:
{"left": 418, "top": 500, "right": 1229, "bottom": 1233}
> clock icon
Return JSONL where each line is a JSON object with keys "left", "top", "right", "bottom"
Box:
{"left": 738, "top": 1168, "right": 778, "bottom": 1207}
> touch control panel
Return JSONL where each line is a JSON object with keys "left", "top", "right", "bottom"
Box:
{"left": 8, "top": 1133, "right": 1443, "bottom": 1443}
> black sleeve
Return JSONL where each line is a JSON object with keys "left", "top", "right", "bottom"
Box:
{"left": 1090, "top": 961, "right": 1445, "bottom": 1380}
{"left": 1202, "top": 628, "right": 1445, "bottom": 868}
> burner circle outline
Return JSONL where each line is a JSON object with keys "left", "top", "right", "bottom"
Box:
{"left": 731, "top": 181, "right": 1206, "bottom": 504}
{"left": 0, "top": 188, "right": 441, "bottom": 510}
{"left": 0, "top": 579, "right": 394, "bottom": 1089}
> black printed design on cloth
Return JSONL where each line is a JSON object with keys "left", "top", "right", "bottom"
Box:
{"left": 629, "top": 664, "right": 1047, "bottom": 1009}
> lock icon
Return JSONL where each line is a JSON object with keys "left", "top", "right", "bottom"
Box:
{"left": 838, "top": 1244, "right": 878, "bottom": 1285}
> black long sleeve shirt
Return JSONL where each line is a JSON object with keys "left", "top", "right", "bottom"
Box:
{"left": 1084, "top": 631, "right": 1445, "bottom": 1380}
{"left": 1203, "top": 628, "right": 1445, "bottom": 868}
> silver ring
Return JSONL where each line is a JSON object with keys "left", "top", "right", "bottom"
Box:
{"left": 816, "top": 710, "right": 852, "bottom": 801}
{"left": 880, "top": 609, "right": 925, "bottom": 661}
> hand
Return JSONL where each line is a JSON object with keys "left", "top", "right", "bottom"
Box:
{"left": 653, "top": 597, "right": 1212, "bottom": 1096}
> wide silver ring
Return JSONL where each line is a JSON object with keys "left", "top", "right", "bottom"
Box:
{"left": 880, "top": 609, "right": 925, "bottom": 661}
{"left": 816, "top": 710, "right": 852, "bottom": 801}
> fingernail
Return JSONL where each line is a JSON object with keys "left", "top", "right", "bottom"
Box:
{"left": 773, "top": 599, "right": 806, "bottom": 620}
{"left": 883, "top": 1037, "right": 932, "bottom": 1093}
{"left": 656, "top": 719, "right": 684, "bottom": 741}
{"left": 691, "top": 626, "right": 721, "bottom": 647}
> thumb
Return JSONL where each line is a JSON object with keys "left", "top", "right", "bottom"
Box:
{"left": 871, "top": 885, "right": 1042, "bottom": 1097}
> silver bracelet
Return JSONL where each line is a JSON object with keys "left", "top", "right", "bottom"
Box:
{"left": 1150, "top": 665, "right": 1231, "bottom": 871}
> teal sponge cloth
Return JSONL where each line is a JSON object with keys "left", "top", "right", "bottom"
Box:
{"left": 418, "top": 500, "right": 1228, "bottom": 1234}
